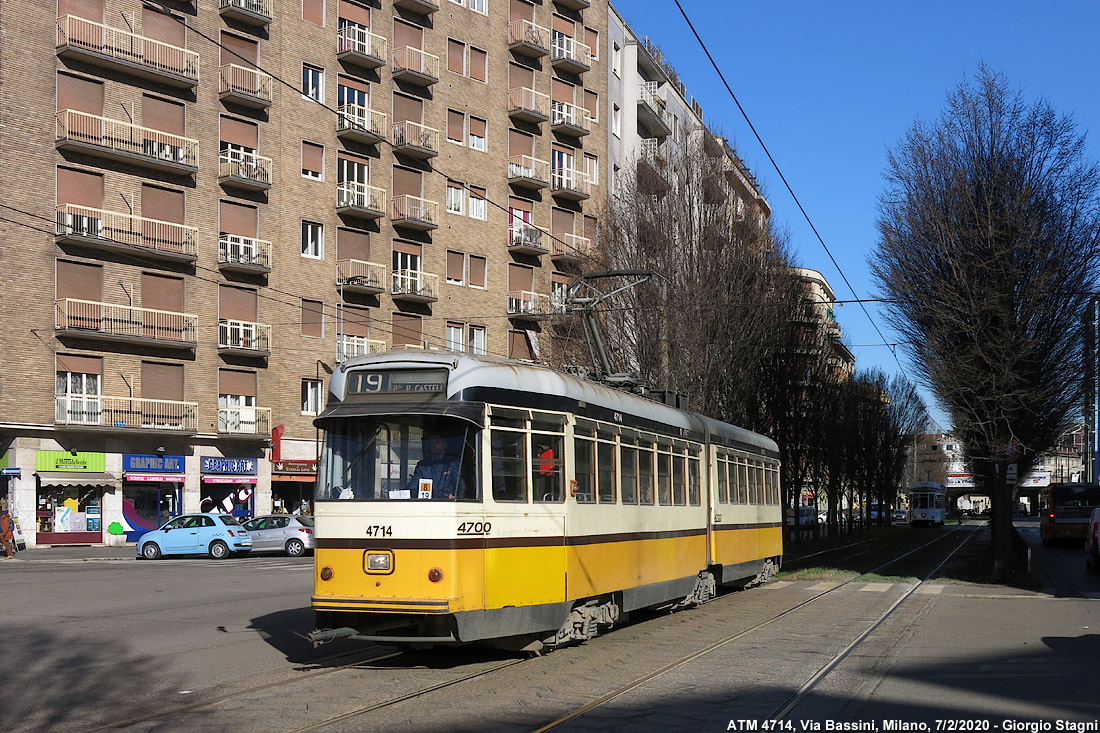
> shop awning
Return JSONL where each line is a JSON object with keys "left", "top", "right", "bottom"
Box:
{"left": 38, "top": 472, "right": 119, "bottom": 488}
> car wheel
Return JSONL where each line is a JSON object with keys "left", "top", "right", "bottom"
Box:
{"left": 208, "top": 540, "right": 230, "bottom": 560}
{"left": 142, "top": 542, "right": 161, "bottom": 560}
{"left": 285, "top": 538, "right": 306, "bottom": 557}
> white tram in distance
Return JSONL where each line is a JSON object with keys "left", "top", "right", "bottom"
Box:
{"left": 308, "top": 352, "right": 783, "bottom": 651}
{"left": 908, "top": 481, "right": 946, "bottom": 527}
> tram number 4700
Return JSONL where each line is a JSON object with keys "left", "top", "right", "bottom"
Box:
{"left": 457, "top": 522, "right": 491, "bottom": 535}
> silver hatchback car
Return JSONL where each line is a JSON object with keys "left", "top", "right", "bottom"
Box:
{"left": 241, "top": 515, "right": 314, "bottom": 556}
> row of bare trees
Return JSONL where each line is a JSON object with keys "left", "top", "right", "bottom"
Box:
{"left": 560, "top": 132, "right": 928, "bottom": 535}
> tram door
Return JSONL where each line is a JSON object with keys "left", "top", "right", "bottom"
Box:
{"left": 483, "top": 421, "right": 567, "bottom": 609}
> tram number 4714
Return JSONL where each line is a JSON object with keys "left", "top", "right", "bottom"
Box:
{"left": 457, "top": 522, "right": 491, "bottom": 535}
{"left": 365, "top": 525, "right": 393, "bottom": 537}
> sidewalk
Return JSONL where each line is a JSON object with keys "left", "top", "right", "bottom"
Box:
{"left": 7, "top": 544, "right": 136, "bottom": 561}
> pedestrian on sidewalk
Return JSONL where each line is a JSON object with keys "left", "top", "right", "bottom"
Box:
{"left": 1, "top": 507, "right": 15, "bottom": 559}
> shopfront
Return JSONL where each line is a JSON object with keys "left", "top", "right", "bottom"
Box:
{"left": 200, "top": 456, "right": 257, "bottom": 518}
{"left": 121, "top": 454, "right": 186, "bottom": 542}
{"left": 35, "top": 450, "right": 117, "bottom": 544}
{"left": 271, "top": 459, "right": 316, "bottom": 515}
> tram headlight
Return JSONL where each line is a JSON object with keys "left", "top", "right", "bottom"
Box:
{"left": 320, "top": 566, "right": 334, "bottom": 581}
{"left": 367, "top": 552, "right": 392, "bottom": 572}
{"left": 428, "top": 567, "right": 443, "bottom": 583}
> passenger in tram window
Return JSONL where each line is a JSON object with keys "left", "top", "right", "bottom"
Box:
{"left": 407, "top": 434, "right": 466, "bottom": 500}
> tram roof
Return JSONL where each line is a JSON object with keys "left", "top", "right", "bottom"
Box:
{"left": 330, "top": 351, "right": 777, "bottom": 454}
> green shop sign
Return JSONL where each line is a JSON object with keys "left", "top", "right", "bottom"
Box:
{"left": 36, "top": 451, "right": 106, "bottom": 473}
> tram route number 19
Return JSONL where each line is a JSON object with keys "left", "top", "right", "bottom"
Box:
{"left": 457, "top": 521, "right": 491, "bottom": 535}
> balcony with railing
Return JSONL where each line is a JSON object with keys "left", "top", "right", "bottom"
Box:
{"left": 337, "top": 181, "right": 387, "bottom": 219}
{"left": 551, "top": 167, "right": 590, "bottom": 201}
{"left": 391, "top": 120, "right": 439, "bottom": 159}
{"left": 56, "top": 110, "right": 198, "bottom": 173}
{"left": 392, "top": 46, "right": 440, "bottom": 87}
{"left": 218, "top": 149, "right": 272, "bottom": 191}
{"left": 218, "top": 405, "right": 272, "bottom": 436}
{"left": 55, "top": 204, "right": 198, "bottom": 262}
{"left": 391, "top": 269, "right": 439, "bottom": 303}
{"left": 508, "top": 87, "right": 550, "bottom": 124}
{"left": 218, "top": 0, "right": 271, "bottom": 26}
{"left": 550, "top": 101, "right": 590, "bottom": 137}
{"left": 555, "top": 0, "right": 590, "bottom": 10}
{"left": 637, "top": 81, "right": 671, "bottom": 138}
{"left": 337, "top": 104, "right": 388, "bottom": 145}
{"left": 393, "top": 0, "right": 438, "bottom": 14}
{"left": 551, "top": 233, "right": 593, "bottom": 264}
{"left": 638, "top": 138, "right": 671, "bottom": 196}
{"left": 337, "top": 259, "right": 387, "bottom": 294}
{"left": 509, "top": 222, "right": 549, "bottom": 256}
{"left": 337, "top": 333, "right": 386, "bottom": 362}
{"left": 218, "top": 234, "right": 272, "bottom": 274}
{"left": 551, "top": 36, "right": 591, "bottom": 75}
{"left": 55, "top": 299, "right": 197, "bottom": 349}
{"left": 218, "top": 64, "right": 273, "bottom": 108}
{"left": 337, "top": 25, "right": 388, "bottom": 68}
{"left": 55, "top": 394, "right": 198, "bottom": 433}
{"left": 508, "top": 291, "right": 552, "bottom": 321}
{"left": 507, "top": 155, "right": 550, "bottom": 190}
{"left": 391, "top": 194, "right": 439, "bottom": 231}
{"left": 507, "top": 19, "right": 550, "bottom": 58}
{"left": 218, "top": 319, "right": 271, "bottom": 357}
{"left": 56, "top": 15, "right": 199, "bottom": 88}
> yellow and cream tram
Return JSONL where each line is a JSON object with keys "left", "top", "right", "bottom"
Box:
{"left": 308, "top": 352, "right": 782, "bottom": 650}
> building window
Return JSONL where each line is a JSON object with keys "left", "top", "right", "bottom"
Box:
{"left": 446, "top": 182, "right": 465, "bottom": 215}
{"left": 583, "top": 89, "right": 599, "bottom": 124}
{"left": 468, "top": 325, "right": 486, "bottom": 354}
{"left": 303, "top": 0, "right": 324, "bottom": 26}
{"left": 469, "top": 0, "right": 486, "bottom": 14}
{"left": 302, "top": 64, "right": 324, "bottom": 102}
{"left": 302, "top": 141, "right": 324, "bottom": 180}
{"left": 301, "top": 299, "right": 324, "bottom": 337}
{"left": 611, "top": 164, "right": 620, "bottom": 195}
{"left": 584, "top": 152, "right": 599, "bottom": 185}
{"left": 612, "top": 104, "right": 621, "bottom": 138}
{"left": 447, "top": 108, "right": 465, "bottom": 145}
{"left": 469, "top": 47, "right": 487, "bottom": 83}
{"left": 447, "top": 39, "right": 466, "bottom": 75}
{"left": 468, "top": 186, "right": 487, "bottom": 220}
{"left": 56, "top": 369, "right": 102, "bottom": 424}
{"left": 469, "top": 255, "right": 487, "bottom": 289}
{"left": 301, "top": 220, "right": 323, "bottom": 259}
{"left": 446, "top": 322, "right": 464, "bottom": 352}
{"left": 584, "top": 27, "right": 599, "bottom": 61}
{"left": 446, "top": 249, "right": 465, "bottom": 285}
{"left": 612, "top": 42, "right": 621, "bottom": 77}
{"left": 468, "top": 116, "right": 487, "bottom": 151}
{"left": 301, "top": 379, "right": 323, "bottom": 415}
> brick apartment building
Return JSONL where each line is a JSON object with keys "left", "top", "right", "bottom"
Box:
{"left": 0, "top": 0, "right": 608, "bottom": 546}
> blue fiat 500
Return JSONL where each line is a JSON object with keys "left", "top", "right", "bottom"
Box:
{"left": 136, "top": 513, "right": 252, "bottom": 560}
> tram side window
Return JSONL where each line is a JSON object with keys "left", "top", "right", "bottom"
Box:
{"left": 533, "top": 433, "right": 564, "bottom": 503}
{"left": 657, "top": 446, "right": 672, "bottom": 505}
{"left": 491, "top": 428, "right": 527, "bottom": 502}
{"left": 574, "top": 437, "right": 595, "bottom": 503}
{"left": 767, "top": 466, "right": 779, "bottom": 505}
{"left": 737, "top": 460, "right": 749, "bottom": 504}
{"left": 638, "top": 442, "right": 655, "bottom": 505}
{"left": 597, "top": 436, "right": 616, "bottom": 503}
{"left": 687, "top": 452, "right": 700, "bottom": 506}
{"left": 620, "top": 439, "right": 638, "bottom": 504}
{"left": 717, "top": 455, "right": 728, "bottom": 504}
{"left": 672, "top": 452, "right": 686, "bottom": 506}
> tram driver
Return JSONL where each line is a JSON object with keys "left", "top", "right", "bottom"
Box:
{"left": 407, "top": 433, "right": 467, "bottom": 500}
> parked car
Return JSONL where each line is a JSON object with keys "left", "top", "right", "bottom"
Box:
{"left": 1085, "top": 507, "right": 1100, "bottom": 574}
{"left": 241, "top": 515, "right": 315, "bottom": 556}
{"left": 893, "top": 508, "right": 908, "bottom": 522}
{"left": 137, "top": 513, "right": 252, "bottom": 560}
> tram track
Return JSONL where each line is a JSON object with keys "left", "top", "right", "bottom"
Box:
{"left": 96, "top": 528, "right": 978, "bottom": 733}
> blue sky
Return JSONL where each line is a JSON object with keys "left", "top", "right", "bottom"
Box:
{"left": 613, "top": 0, "right": 1100, "bottom": 431}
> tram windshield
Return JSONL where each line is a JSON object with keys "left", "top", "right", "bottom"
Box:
{"left": 316, "top": 416, "right": 480, "bottom": 501}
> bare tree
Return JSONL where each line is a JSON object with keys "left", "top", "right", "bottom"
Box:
{"left": 872, "top": 67, "right": 1100, "bottom": 579}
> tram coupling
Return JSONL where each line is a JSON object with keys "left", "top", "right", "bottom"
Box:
{"left": 308, "top": 627, "right": 359, "bottom": 646}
